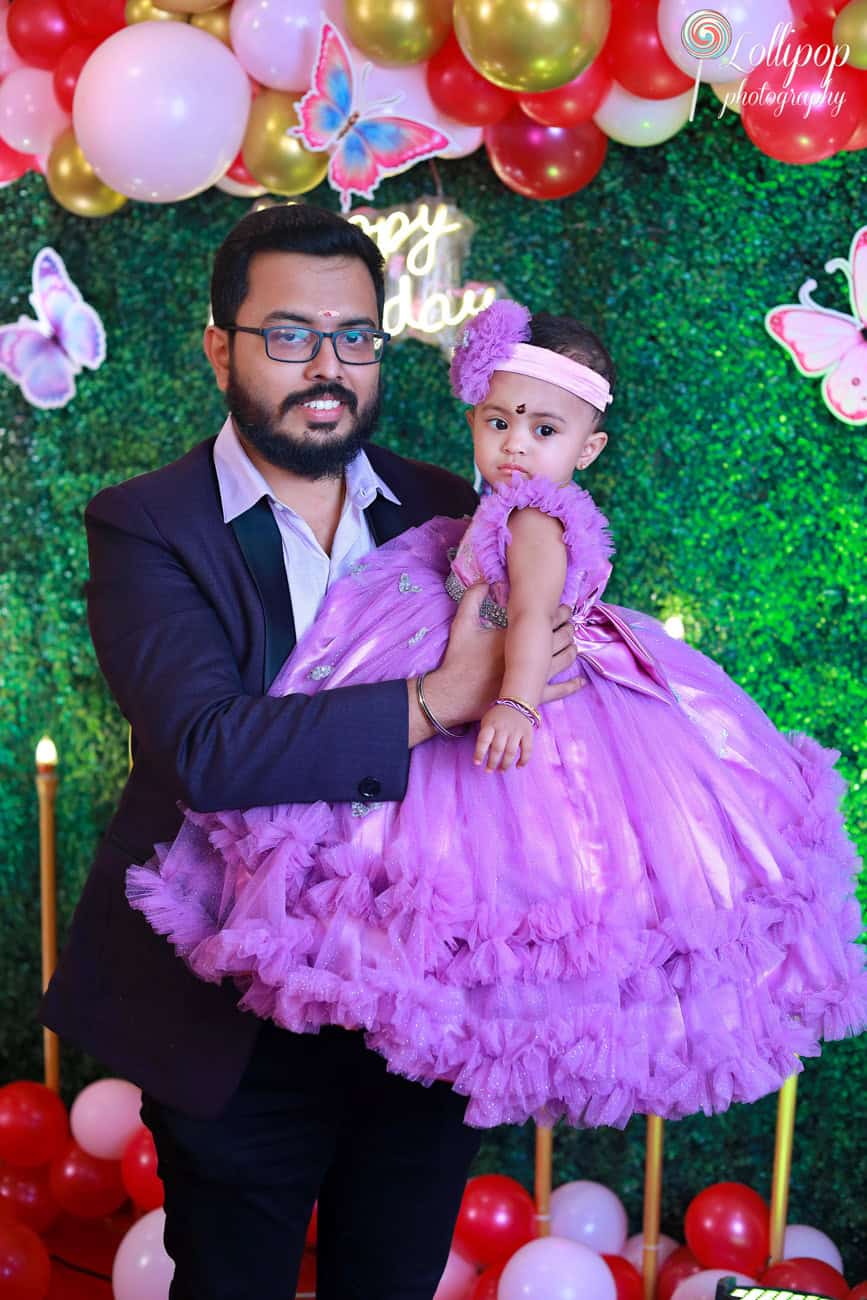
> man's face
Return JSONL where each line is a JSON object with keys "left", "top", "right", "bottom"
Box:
{"left": 208, "top": 251, "right": 383, "bottom": 479}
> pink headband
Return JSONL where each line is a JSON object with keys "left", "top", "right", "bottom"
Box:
{"left": 450, "top": 299, "right": 613, "bottom": 412}
{"left": 495, "top": 343, "right": 612, "bottom": 410}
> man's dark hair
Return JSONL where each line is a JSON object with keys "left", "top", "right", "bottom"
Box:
{"left": 211, "top": 203, "right": 386, "bottom": 327}
{"left": 528, "top": 312, "right": 616, "bottom": 428}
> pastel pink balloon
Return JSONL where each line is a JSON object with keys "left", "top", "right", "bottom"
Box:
{"left": 73, "top": 22, "right": 251, "bottom": 203}
{"left": 433, "top": 1247, "right": 477, "bottom": 1300}
{"left": 70, "top": 1079, "right": 143, "bottom": 1161}
{"left": 621, "top": 1232, "right": 680, "bottom": 1272}
{"left": 549, "top": 1181, "right": 629, "bottom": 1255}
{"left": 672, "top": 1269, "right": 759, "bottom": 1300}
{"left": 783, "top": 1224, "right": 843, "bottom": 1272}
{"left": 499, "top": 1237, "right": 617, "bottom": 1300}
{"left": 439, "top": 120, "right": 483, "bottom": 158}
{"left": 112, "top": 1208, "right": 175, "bottom": 1300}
{"left": 0, "top": 67, "right": 69, "bottom": 155}
{"left": 230, "top": 0, "right": 322, "bottom": 91}
{"left": 0, "top": 4, "right": 25, "bottom": 78}
{"left": 657, "top": 0, "right": 795, "bottom": 84}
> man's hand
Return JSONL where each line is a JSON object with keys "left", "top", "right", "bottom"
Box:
{"left": 407, "top": 586, "right": 582, "bottom": 747}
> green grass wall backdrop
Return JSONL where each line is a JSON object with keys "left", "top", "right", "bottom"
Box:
{"left": 1, "top": 94, "right": 865, "bottom": 1276}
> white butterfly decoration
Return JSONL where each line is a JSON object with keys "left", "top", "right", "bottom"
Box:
{"left": 0, "top": 247, "right": 106, "bottom": 410}
{"left": 765, "top": 224, "right": 867, "bottom": 427}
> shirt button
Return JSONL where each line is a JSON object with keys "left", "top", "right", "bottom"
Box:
{"left": 357, "top": 776, "right": 381, "bottom": 801}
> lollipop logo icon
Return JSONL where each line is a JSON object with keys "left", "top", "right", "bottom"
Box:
{"left": 681, "top": 10, "right": 734, "bottom": 120}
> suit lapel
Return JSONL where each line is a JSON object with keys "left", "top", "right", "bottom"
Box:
{"left": 364, "top": 491, "right": 407, "bottom": 546}
{"left": 230, "top": 498, "right": 296, "bottom": 691}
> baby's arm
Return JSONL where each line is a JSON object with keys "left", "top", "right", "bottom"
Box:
{"left": 474, "top": 508, "right": 568, "bottom": 772}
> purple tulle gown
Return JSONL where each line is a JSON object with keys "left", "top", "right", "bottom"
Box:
{"left": 126, "top": 476, "right": 867, "bottom": 1129}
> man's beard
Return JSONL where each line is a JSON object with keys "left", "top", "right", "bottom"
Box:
{"left": 226, "top": 367, "right": 381, "bottom": 479}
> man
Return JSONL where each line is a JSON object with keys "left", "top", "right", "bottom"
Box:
{"left": 41, "top": 204, "right": 580, "bottom": 1299}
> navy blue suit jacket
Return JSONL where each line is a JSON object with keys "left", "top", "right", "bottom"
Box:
{"left": 40, "top": 436, "right": 476, "bottom": 1116}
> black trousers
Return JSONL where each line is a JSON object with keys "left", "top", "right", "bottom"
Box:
{"left": 141, "top": 1020, "right": 482, "bottom": 1300}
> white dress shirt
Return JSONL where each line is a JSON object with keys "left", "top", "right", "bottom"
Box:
{"left": 213, "top": 417, "right": 401, "bottom": 641}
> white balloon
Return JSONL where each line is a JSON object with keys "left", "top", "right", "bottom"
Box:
{"left": 657, "top": 0, "right": 795, "bottom": 85}
{"left": 711, "top": 78, "right": 748, "bottom": 114}
{"left": 70, "top": 1078, "right": 142, "bottom": 1160}
{"left": 594, "top": 82, "right": 692, "bottom": 147}
{"left": 672, "top": 1269, "right": 759, "bottom": 1300}
{"left": 112, "top": 1209, "right": 175, "bottom": 1300}
{"left": 783, "top": 1224, "right": 844, "bottom": 1272}
{"left": 620, "top": 1231, "right": 680, "bottom": 1272}
{"left": 499, "top": 1237, "right": 617, "bottom": 1300}
{"left": 549, "top": 1181, "right": 628, "bottom": 1255}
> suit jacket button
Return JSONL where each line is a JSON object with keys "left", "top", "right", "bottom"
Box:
{"left": 357, "top": 777, "right": 381, "bottom": 801}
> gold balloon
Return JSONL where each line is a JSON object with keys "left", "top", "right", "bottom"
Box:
{"left": 155, "top": 0, "right": 224, "bottom": 11}
{"left": 190, "top": 3, "right": 232, "bottom": 46}
{"left": 242, "top": 91, "right": 330, "bottom": 197}
{"left": 834, "top": 0, "right": 867, "bottom": 70}
{"left": 345, "top": 0, "right": 452, "bottom": 66}
{"left": 454, "top": 0, "right": 611, "bottom": 93}
{"left": 46, "top": 128, "right": 128, "bottom": 218}
{"left": 124, "top": 0, "right": 188, "bottom": 22}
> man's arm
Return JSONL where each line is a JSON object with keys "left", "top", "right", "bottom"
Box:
{"left": 86, "top": 486, "right": 411, "bottom": 812}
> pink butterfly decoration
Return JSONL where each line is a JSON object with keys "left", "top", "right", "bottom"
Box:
{"left": 765, "top": 224, "right": 867, "bottom": 427}
{"left": 292, "top": 21, "right": 451, "bottom": 214}
{"left": 0, "top": 247, "right": 106, "bottom": 411}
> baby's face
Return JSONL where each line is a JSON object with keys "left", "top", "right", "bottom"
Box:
{"left": 470, "top": 370, "right": 608, "bottom": 488}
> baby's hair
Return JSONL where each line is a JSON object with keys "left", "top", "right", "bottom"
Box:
{"left": 528, "top": 313, "right": 616, "bottom": 428}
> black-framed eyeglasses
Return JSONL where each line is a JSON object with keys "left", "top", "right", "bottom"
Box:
{"left": 217, "top": 323, "right": 391, "bottom": 365}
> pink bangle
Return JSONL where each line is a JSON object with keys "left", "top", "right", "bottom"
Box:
{"left": 493, "top": 697, "right": 542, "bottom": 729}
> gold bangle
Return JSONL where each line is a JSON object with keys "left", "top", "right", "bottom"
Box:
{"left": 416, "top": 673, "right": 469, "bottom": 740}
{"left": 496, "top": 695, "right": 542, "bottom": 727}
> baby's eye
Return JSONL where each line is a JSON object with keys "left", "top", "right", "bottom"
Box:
{"left": 534, "top": 424, "right": 558, "bottom": 438}
{"left": 487, "top": 417, "right": 509, "bottom": 431}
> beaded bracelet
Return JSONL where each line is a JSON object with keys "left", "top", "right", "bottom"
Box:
{"left": 416, "top": 673, "right": 470, "bottom": 739}
{"left": 493, "top": 697, "right": 542, "bottom": 728}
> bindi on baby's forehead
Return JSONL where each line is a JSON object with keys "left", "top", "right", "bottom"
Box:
{"left": 515, "top": 404, "right": 526, "bottom": 414}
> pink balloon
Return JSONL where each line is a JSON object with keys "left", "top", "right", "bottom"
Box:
{"left": 73, "top": 22, "right": 251, "bottom": 202}
{"left": 0, "top": 4, "right": 26, "bottom": 78}
{"left": 439, "top": 120, "right": 483, "bottom": 158}
{"left": 112, "top": 1208, "right": 175, "bottom": 1300}
{"left": 70, "top": 1079, "right": 142, "bottom": 1162}
{"left": 230, "top": 0, "right": 322, "bottom": 91}
{"left": 499, "top": 1237, "right": 617, "bottom": 1300}
{"left": 433, "top": 1247, "right": 478, "bottom": 1300}
{"left": 549, "top": 1181, "right": 629, "bottom": 1255}
{"left": 783, "top": 1224, "right": 843, "bottom": 1272}
{"left": 0, "top": 66, "right": 68, "bottom": 155}
{"left": 672, "top": 1269, "right": 759, "bottom": 1300}
{"left": 621, "top": 1232, "right": 680, "bottom": 1272}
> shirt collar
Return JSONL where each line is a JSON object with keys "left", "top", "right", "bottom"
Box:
{"left": 213, "top": 417, "right": 401, "bottom": 524}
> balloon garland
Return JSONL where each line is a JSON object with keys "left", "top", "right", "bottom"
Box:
{"left": 0, "top": 0, "right": 863, "bottom": 217}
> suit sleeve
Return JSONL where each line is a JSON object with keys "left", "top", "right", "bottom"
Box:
{"left": 85, "top": 485, "right": 411, "bottom": 813}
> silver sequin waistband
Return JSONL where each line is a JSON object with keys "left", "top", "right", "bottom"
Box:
{"left": 445, "top": 569, "right": 509, "bottom": 628}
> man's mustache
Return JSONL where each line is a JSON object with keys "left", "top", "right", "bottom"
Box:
{"left": 281, "top": 384, "right": 357, "bottom": 416}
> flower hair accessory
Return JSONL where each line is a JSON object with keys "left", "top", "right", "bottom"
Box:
{"left": 449, "top": 298, "right": 613, "bottom": 412}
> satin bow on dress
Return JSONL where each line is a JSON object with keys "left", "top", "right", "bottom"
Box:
{"left": 569, "top": 564, "right": 676, "bottom": 706}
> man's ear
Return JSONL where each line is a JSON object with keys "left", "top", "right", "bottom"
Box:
{"left": 204, "top": 325, "right": 230, "bottom": 392}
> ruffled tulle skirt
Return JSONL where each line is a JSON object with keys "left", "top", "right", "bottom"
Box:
{"left": 127, "top": 515, "right": 867, "bottom": 1128}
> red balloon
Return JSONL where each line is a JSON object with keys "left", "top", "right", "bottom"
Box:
{"left": 790, "top": 0, "right": 847, "bottom": 27}
{"left": 484, "top": 109, "right": 607, "bottom": 200}
{"left": 602, "top": 0, "right": 693, "bottom": 99}
{"left": 7, "top": 0, "right": 80, "bottom": 70}
{"left": 48, "top": 1142, "right": 127, "bottom": 1220}
{"left": 295, "top": 1249, "right": 316, "bottom": 1297}
{"left": 62, "top": 0, "right": 125, "bottom": 41}
{"left": 453, "top": 1175, "right": 536, "bottom": 1269}
{"left": 0, "top": 1164, "right": 60, "bottom": 1235}
{"left": 760, "top": 1257, "right": 850, "bottom": 1299}
{"left": 602, "top": 1253, "right": 643, "bottom": 1300}
{"left": 844, "top": 76, "right": 867, "bottom": 150}
{"left": 0, "top": 1221, "right": 51, "bottom": 1299}
{"left": 305, "top": 1201, "right": 317, "bottom": 1248}
{"left": 470, "top": 1262, "right": 505, "bottom": 1299}
{"left": 519, "top": 58, "right": 611, "bottom": 126}
{"left": 684, "top": 1182, "right": 769, "bottom": 1278}
{"left": 848, "top": 1282, "right": 867, "bottom": 1299}
{"left": 52, "top": 37, "right": 98, "bottom": 114}
{"left": 427, "top": 32, "right": 515, "bottom": 127}
{"left": 227, "top": 150, "right": 262, "bottom": 187}
{"left": 657, "top": 1245, "right": 703, "bottom": 1300}
{"left": 120, "top": 1129, "right": 163, "bottom": 1213}
{"left": 0, "top": 138, "right": 36, "bottom": 185}
{"left": 741, "top": 27, "right": 863, "bottom": 164}
{"left": 0, "top": 1084, "right": 68, "bottom": 1170}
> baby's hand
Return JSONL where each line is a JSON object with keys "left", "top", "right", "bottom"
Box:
{"left": 474, "top": 703, "right": 535, "bottom": 772}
